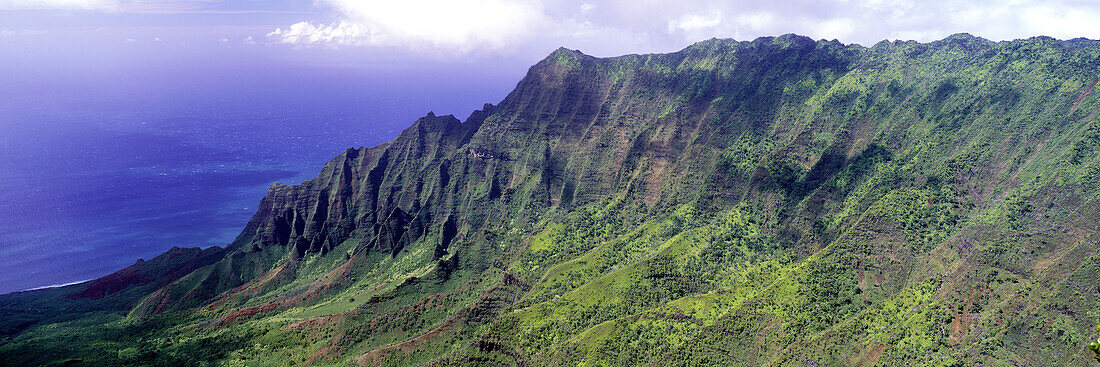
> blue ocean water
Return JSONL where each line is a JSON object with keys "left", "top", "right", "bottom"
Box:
{"left": 0, "top": 62, "right": 523, "bottom": 294}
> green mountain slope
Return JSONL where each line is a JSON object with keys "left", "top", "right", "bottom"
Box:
{"left": 3, "top": 33, "right": 1100, "bottom": 366}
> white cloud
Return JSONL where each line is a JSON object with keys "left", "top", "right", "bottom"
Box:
{"left": 668, "top": 13, "right": 722, "bottom": 33}
{"left": 1019, "top": 4, "right": 1100, "bottom": 40}
{"left": 268, "top": 21, "right": 366, "bottom": 47}
{"left": 267, "top": 0, "right": 1100, "bottom": 56}
{"left": 269, "top": 0, "right": 549, "bottom": 52}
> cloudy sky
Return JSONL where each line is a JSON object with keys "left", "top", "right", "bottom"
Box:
{"left": 4, "top": 0, "right": 1100, "bottom": 59}
{"left": 3, "top": 0, "right": 1099, "bottom": 99}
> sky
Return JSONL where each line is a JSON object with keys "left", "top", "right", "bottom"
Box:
{"left": 1, "top": 0, "right": 1099, "bottom": 294}
{"left": 4, "top": 0, "right": 1100, "bottom": 61}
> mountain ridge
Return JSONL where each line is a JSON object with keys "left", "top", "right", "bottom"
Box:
{"left": 2, "top": 33, "right": 1100, "bottom": 366}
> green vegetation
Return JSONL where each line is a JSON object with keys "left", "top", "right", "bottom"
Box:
{"left": 1090, "top": 326, "right": 1100, "bottom": 362}
{"left": 3, "top": 34, "right": 1100, "bottom": 366}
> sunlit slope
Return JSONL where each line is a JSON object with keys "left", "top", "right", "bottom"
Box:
{"left": 2, "top": 33, "right": 1100, "bottom": 366}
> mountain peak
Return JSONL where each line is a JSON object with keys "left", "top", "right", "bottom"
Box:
{"left": 770, "top": 33, "right": 818, "bottom": 46}
{"left": 539, "top": 46, "right": 591, "bottom": 67}
{"left": 931, "top": 32, "right": 994, "bottom": 49}
{"left": 550, "top": 46, "right": 583, "bottom": 56}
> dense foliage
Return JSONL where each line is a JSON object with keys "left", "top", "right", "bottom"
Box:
{"left": 3, "top": 33, "right": 1100, "bottom": 366}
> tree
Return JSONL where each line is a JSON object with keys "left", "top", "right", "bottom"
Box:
{"left": 1088, "top": 325, "right": 1100, "bottom": 363}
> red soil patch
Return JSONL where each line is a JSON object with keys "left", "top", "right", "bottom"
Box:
{"left": 860, "top": 343, "right": 887, "bottom": 365}
{"left": 207, "top": 262, "right": 293, "bottom": 312}
{"left": 69, "top": 267, "right": 148, "bottom": 300}
{"left": 1070, "top": 78, "right": 1100, "bottom": 115}
{"left": 353, "top": 276, "right": 524, "bottom": 366}
{"left": 70, "top": 247, "right": 220, "bottom": 301}
{"left": 213, "top": 256, "right": 358, "bottom": 327}
{"left": 948, "top": 287, "right": 977, "bottom": 342}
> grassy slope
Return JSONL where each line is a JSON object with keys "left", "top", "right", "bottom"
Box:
{"left": 2, "top": 34, "right": 1100, "bottom": 366}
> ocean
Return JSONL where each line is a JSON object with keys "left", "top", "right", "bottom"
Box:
{"left": 0, "top": 62, "right": 522, "bottom": 294}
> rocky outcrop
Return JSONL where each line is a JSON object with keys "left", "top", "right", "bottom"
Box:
{"left": 234, "top": 111, "right": 485, "bottom": 257}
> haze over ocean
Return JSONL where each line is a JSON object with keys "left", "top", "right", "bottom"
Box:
{"left": 0, "top": 57, "right": 523, "bottom": 294}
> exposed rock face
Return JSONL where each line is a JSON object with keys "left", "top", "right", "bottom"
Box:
{"left": 233, "top": 35, "right": 859, "bottom": 262}
{"left": 236, "top": 110, "right": 487, "bottom": 259}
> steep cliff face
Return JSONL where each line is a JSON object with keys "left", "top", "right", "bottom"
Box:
{"left": 241, "top": 114, "right": 451, "bottom": 258}
{"left": 234, "top": 105, "right": 509, "bottom": 256}
{"left": 232, "top": 36, "right": 859, "bottom": 265}
{"left": 4, "top": 34, "right": 1100, "bottom": 366}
